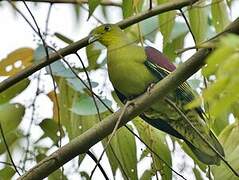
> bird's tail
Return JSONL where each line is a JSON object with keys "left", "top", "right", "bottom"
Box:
{"left": 185, "top": 130, "right": 225, "bottom": 165}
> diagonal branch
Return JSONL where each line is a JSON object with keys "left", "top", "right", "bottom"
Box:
{"left": 0, "top": 0, "right": 198, "bottom": 93}
{"left": 17, "top": 17, "right": 239, "bottom": 179}
{"left": 18, "top": 47, "right": 210, "bottom": 180}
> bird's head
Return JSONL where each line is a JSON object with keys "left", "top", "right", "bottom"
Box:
{"left": 88, "top": 24, "right": 128, "bottom": 47}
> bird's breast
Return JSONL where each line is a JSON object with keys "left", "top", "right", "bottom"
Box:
{"left": 107, "top": 54, "right": 156, "bottom": 98}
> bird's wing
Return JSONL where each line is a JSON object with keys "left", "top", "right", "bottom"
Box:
{"left": 144, "top": 46, "right": 206, "bottom": 120}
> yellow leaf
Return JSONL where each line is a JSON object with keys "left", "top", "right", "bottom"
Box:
{"left": 47, "top": 91, "right": 59, "bottom": 122}
{"left": 0, "top": 47, "right": 34, "bottom": 76}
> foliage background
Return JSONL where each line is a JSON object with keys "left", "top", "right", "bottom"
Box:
{"left": 0, "top": 0, "right": 239, "bottom": 179}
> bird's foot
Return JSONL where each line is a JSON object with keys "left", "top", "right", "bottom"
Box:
{"left": 147, "top": 83, "right": 156, "bottom": 95}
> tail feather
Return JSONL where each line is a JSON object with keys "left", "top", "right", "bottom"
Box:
{"left": 185, "top": 130, "right": 224, "bottom": 165}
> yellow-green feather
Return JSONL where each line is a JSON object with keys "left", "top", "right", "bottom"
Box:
{"left": 89, "top": 24, "right": 224, "bottom": 165}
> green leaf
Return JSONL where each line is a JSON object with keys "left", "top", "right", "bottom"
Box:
{"left": 139, "top": 16, "right": 159, "bottom": 42}
{"left": 180, "top": 141, "right": 207, "bottom": 171}
{"left": 0, "top": 103, "right": 25, "bottom": 134}
{"left": 122, "top": 0, "right": 134, "bottom": 18}
{"left": 163, "top": 31, "right": 187, "bottom": 61}
{"left": 88, "top": 0, "right": 100, "bottom": 20}
{"left": 211, "top": 0, "right": 230, "bottom": 33}
{"left": 140, "top": 169, "right": 153, "bottom": 180}
{"left": 163, "top": 22, "right": 188, "bottom": 61}
{"left": 0, "top": 130, "right": 23, "bottom": 154}
{"left": 39, "top": 118, "right": 64, "bottom": 145}
{"left": 46, "top": 61, "right": 75, "bottom": 78}
{"left": 71, "top": 94, "right": 111, "bottom": 116}
{"left": 134, "top": 118, "right": 172, "bottom": 180}
{"left": 212, "top": 122, "right": 239, "bottom": 179}
{"left": 212, "top": 112, "right": 229, "bottom": 135}
{"left": 86, "top": 43, "right": 102, "bottom": 70}
{"left": 188, "top": 2, "right": 209, "bottom": 43}
{"left": 0, "top": 78, "right": 30, "bottom": 104}
{"left": 33, "top": 45, "right": 53, "bottom": 63}
{"left": 0, "top": 167, "right": 15, "bottom": 180}
{"left": 158, "top": 0, "right": 176, "bottom": 45}
{"left": 106, "top": 125, "right": 138, "bottom": 179}
{"left": 101, "top": 139, "right": 118, "bottom": 176}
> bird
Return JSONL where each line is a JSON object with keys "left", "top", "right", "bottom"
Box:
{"left": 88, "top": 24, "right": 224, "bottom": 165}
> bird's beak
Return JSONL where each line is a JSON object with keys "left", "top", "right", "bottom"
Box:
{"left": 88, "top": 33, "right": 100, "bottom": 43}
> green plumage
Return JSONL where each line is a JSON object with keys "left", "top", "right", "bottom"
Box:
{"left": 89, "top": 24, "right": 224, "bottom": 165}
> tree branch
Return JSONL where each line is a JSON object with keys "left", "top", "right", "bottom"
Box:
{"left": 0, "top": 0, "right": 198, "bottom": 93}
{"left": 18, "top": 48, "right": 210, "bottom": 180}
{"left": 17, "top": 17, "right": 239, "bottom": 179}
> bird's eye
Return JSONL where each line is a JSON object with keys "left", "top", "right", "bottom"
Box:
{"left": 104, "top": 25, "right": 111, "bottom": 32}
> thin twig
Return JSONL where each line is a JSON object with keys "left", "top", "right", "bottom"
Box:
{"left": 21, "top": 72, "right": 41, "bottom": 171}
{"left": 0, "top": 123, "right": 21, "bottom": 176}
{"left": 6, "top": 0, "right": 122, "bottom": 7}
{"left": 179, "top": 8, "right": 197, "bottom": 49}
{"left": 149, "top": 0, "right": 153, "bottom": 10}
{"left": 86, "top": 151, "right": 109, "bottom": 180}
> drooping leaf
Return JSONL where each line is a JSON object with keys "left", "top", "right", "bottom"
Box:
{"left": 188, "top": 2, "right": 209, "bottom": 43}
{"left": 34, "top": 45, "right": 53, "bottom": 63}
{"left": 0, "top": 78, "right": 30, "bottom": 104}
{"left": 163, "top": 22, "right": 188, "bottom": 61}
{"left": 0, "top": 47, "right": 34, "bottom": 76}
{"left": 0, "top": 103, "right": 25, "bottom": 134}
{"left": 211, "top": 0, "right": 230, "bottom": 33}
{"left": 54, "top": 77, "right": 109, "bottom": 167}
{"left": 0, "top": 130, "right": 23, "bottom": 155}
{"left": 122, "top": 0, "right": 134, "bottom": 18}
{"left": 212, "top": 122, "right": 239, "bottom": 179}
{"left": 0, "top": 167, "right": 16, "bottom": 180}
{"left": 180, "top": 141, "right": 207, "bottom": 172}
{"left": 158, "top": 0, "right": 176, "bottom": 46}
{"left": 140, "top": 169, "right": 153, "bottom": 180}
{"left": 139, "top": 16, "right": 159, "bottom": 42}
{"left": 39, "top": 118, "right": 64, "bottom": 145}
{"left": 212, "top": 112, "right": 229, "bottom": 135}
{"left": 104, "top": 125, "right": 138, "bottom": 179}
{"left": 134, "top": 118, "right": 172, "bottom": 180}
{"left": 88, "top": 0, "right": 101, "bottom": 20}
{"left": 46, "top": 61, "right": 75, "bottom": 78}
{"left": 71, "top": 94, "right": 111, "bottom": 116}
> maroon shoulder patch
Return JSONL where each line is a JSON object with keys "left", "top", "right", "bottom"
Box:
{"left": 145, "top": 46, "right": 176, "bottom": 72}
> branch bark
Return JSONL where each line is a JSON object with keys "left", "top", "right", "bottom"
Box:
{"left": 0, "top": 0, "right": 198, "bottom": 93}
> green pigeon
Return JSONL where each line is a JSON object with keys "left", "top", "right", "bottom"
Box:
{"left": 88, "top": 24, "right": 224, "bottom": 165}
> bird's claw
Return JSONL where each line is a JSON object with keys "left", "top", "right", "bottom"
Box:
{"left": 147, "top": 83, "right": 156, "bottom": 95}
